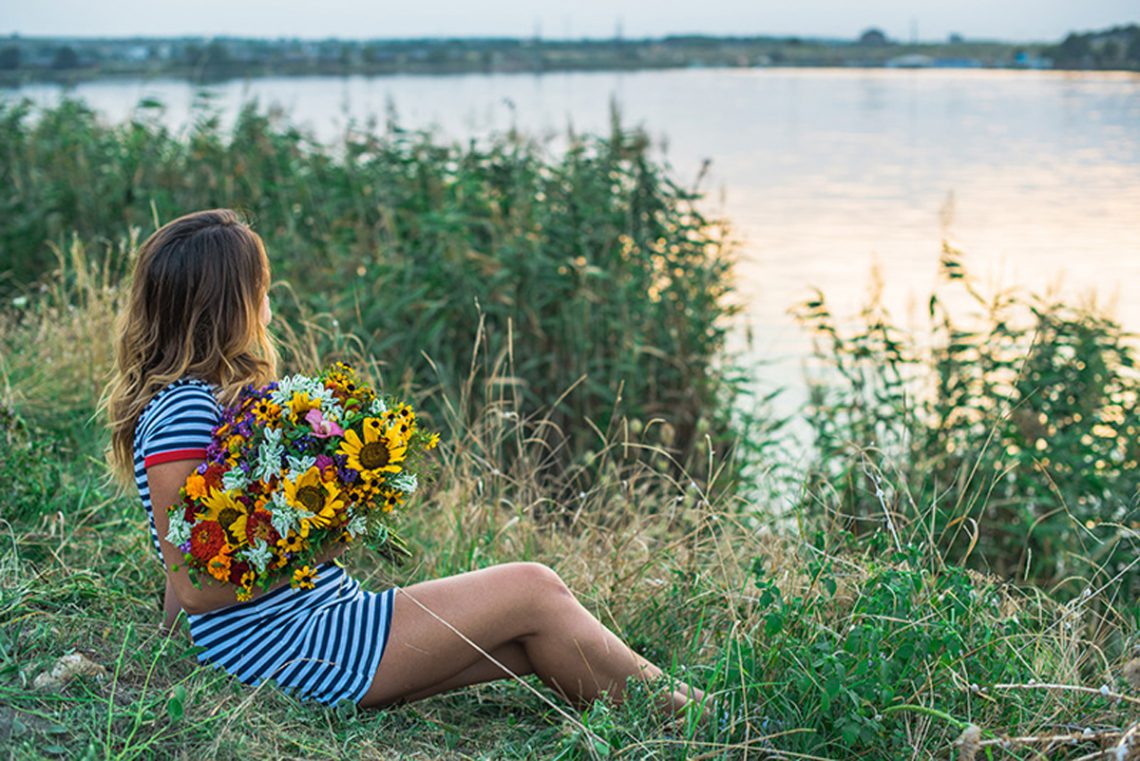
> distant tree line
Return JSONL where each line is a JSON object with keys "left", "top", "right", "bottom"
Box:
{"left": 1045, "top": 23, "right": 1140, "bottom": 69}
{"left": 0, "top": 22, "right": 1137, "bottom": 80}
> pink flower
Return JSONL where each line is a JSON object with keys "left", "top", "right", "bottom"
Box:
{"left": 306, "top": 408, "right": 344, "bottom": 439}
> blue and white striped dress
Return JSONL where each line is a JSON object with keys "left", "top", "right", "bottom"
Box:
{"left": 133, "top": 377, "right": 397, "bottom": 706}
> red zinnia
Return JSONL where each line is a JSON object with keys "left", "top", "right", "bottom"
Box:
{"left": 228, "top": 559, "right": 251, "bottom": 585}
{"left": 244, "top": 509, "right": 280, "bottom": 547}
{"left": 189, "top": 522, "right": 226, "bottom": 563}
{"left": 203, "top": 463, "right": 226, "bottom": 491}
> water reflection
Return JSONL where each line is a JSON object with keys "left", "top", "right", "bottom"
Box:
{"left": 7, "top": 68, "right": 1140, "bottom": 419}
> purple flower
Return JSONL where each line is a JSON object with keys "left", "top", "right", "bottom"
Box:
{"left": 315, "top": 454, "right": 335, "bottom": 470}
{"left": 196, "top": 463, "right": 209, "bottom": 475}
{"left": 338, "top": 466, "right": 359, "bottom": 484}
{"left": 178, "top": 540, "right": 192, "bottom": 553}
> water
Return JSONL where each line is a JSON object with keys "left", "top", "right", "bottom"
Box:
{"left": 8, "top": 68, "right": 1140, "bottom": 423}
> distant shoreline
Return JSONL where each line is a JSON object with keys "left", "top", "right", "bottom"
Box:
{"left": 1, "top": 26, "right": 1137, "bottom": 87}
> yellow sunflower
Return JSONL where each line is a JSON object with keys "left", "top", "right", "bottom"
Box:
{"left": 287, "top": 391, "right": 322, "bottom": 423}
{"left": 197, "top": 490, "right": 253, "bottom": 547}
{"left": 339, "top": 418, "right": 407, "bottom": 481}
{"left": 282, "top": 466, "right": 344, "bottom": 534}
{"left": 277, "top": 531, "right": 305, "bottom": 554}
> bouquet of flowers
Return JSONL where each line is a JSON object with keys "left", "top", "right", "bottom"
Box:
{"left": 165, "top": 362, "right": 438, "bottom": 600}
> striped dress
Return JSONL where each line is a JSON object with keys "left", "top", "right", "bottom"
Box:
{"left": 133, "top": 377, "right": 397, "bottom": 706}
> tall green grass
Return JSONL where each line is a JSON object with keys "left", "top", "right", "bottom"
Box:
{"left": 0, "top": 97, "right": 743, "bottom": 484}
{"left": 794, "top": 245, "right": 1140, "bottom": 604}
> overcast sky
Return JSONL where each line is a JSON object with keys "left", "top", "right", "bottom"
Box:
{"left": 3, "top": 0, "right": 1136, "bottom": 43}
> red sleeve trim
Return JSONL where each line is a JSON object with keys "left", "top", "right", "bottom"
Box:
{"left": 144, "top": 449, "right": 208, "bottom": 468}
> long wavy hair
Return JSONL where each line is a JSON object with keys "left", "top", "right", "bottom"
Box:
{"left": 101, "top": 209, "right": 279, "bottom": 487}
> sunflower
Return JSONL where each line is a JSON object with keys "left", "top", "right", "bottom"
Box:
{"left": 197, "top": 490, "right": 254, "bottom": 547}
{"left": 291, "top": 565, "right": 318, "bottom": 591}
{"left": 287, "top": 391, "right": 322, "bottom": 424}
{"left": 282, "top": 466, "right": 344, "bottom": 535}
{"left": 338, "top": 419, "right": 407, "bottom": 481}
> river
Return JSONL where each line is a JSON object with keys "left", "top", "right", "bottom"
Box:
{"left": 8, "top": 67, "right": 1140, "bottom": 427}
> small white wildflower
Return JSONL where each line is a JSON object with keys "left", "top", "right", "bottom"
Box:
{"left": 389, "top": 472, "right": 418, "bottom": 494}
{"left": 241, "top": 539, "right": 274, "bottom": 574}
{"left": 165, "top": 511, "right": 192, "bottom": 546}
{"left": 1099, "top": 684, "right": 1111, "bottom": 696}
{"left": 369, "top": 397, "right": 388, "bottom": 415}
{"left": 286, "top": 454, "right": 316, "bottom": 474}
{"left": 270, "top": 375, "right": 306, "bottom": 405}
{"left": 222, "top": 468, "right": 250, "bottom": 492}
{"left": 254, "top": 435, "right": 284, "bottom": 482}
{"left": 322, "top": 400, "right": 345, "bottom": 422}
{"left": 270, "top": 494, "right": 299, "bottom": 536}
{"left": 346, "top": 514, "right": 367, "bottom": 538}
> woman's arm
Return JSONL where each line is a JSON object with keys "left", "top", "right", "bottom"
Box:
{"left": 148, "top": 459, "right": 345, "bottom": 616}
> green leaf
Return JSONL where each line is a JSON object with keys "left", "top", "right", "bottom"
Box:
{"left": 167, "top": 684, "right": 187, "bottom": 722}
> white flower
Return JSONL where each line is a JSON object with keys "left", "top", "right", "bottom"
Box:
{"left": 322, "top": 399, "right": 345, "bottom": 423}
{"left": 389, "top": 472, "right": 418, "bottom": 494}
{"left": 269, "top": 375, "right": 307, "bottom": 406}
{"left": 240, "top": 538, "right": 274, "bottom": 574}
{"left": 165, "top": 510, "right": 192, "bottom": 546}
{"left": 369, "top": 397, "right": 388, "bottom": 415}
{"left": 222, "top": 468, "right": 250, "bottom": 492}
{"left": 254, "top": 434, "right": 284, "bottom": 482}
{"left": 286, "top": 454, "right": 316, "bottom": 474}
{"left": 270, "top": 492, "right": 299, "bottom": 536}
{"left": 346, "top": 514, "right": 367, "bottom": 538}
{"left": 262, "top": 427, "right": 283, "bottom": 447}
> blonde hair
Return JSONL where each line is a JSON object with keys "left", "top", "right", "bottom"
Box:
{"left": 101, "top": 209, "right": 279, "bottom": 487}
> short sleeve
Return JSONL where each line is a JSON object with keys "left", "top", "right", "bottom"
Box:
{"left": 139, "top": 384, "right": 221, "bottom": 467}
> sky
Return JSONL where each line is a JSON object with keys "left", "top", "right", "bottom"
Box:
{"left": 2, "top": 0, "right": 1137, "bottom": 43}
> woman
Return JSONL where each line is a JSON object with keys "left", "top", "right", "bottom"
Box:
{"left": 100, "top": 208, "right": 705, "bottom": 713}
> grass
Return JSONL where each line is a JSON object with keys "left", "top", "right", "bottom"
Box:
{"left": 1, "top": 239, "right": 1138, "bottom": 759}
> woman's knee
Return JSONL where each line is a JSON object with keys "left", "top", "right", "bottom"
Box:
{"left": 499, "top": 562, "right": 574, "bottom": 606}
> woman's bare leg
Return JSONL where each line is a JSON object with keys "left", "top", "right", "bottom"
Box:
{"left": 358, "top": 562, "right": 704, "bottom": 712}
{"left": 161, "top": 576, "right": 181, "bottom": 634}
{"left": 398, "top": 642, "right": 532, "bottom": 703}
